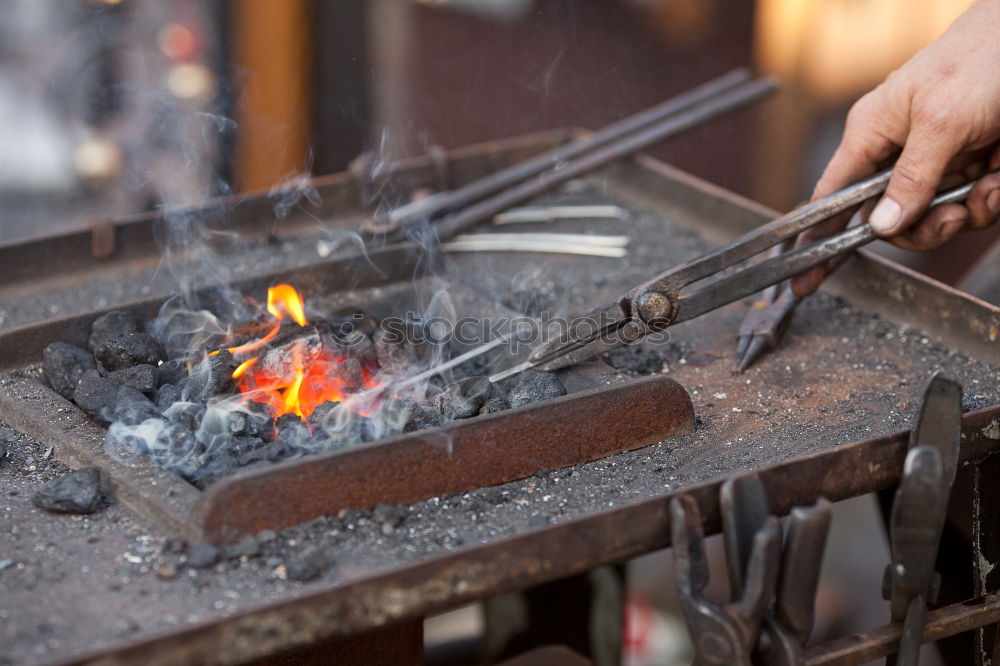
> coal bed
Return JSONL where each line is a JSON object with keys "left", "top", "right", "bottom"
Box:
{"left": 40, "top": 293, "right": 565, "bottom": 489}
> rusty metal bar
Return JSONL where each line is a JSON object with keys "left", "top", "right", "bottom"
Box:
{"left": 432, "top": 76, "right": 777, "bottom": 242}
{"left": 187, "top": 375, "right": 695, "bottom": 545}
{"left": 804, "top": 592, "right": 1000, "bottom": 666}
{"left": 374, "top": 68, "right": 754, "bottom": 232}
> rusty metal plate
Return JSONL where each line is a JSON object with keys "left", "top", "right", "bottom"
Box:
{"left": 188, "top": 375, "right": 694, "bottom": 545}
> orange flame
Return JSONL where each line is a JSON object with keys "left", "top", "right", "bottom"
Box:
{"left": 216, "top": 284, "right": 379, "bottom": 421}
{"left": 267, "top": 284, "right": 308, "bottom": 327}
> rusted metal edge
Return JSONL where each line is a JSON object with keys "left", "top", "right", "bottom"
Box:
{"left": 614, "top": 157, "right": 1000, "bottom": 362}
{"left": 187, "top": 374, "right": 696, "bottom": 545}
{"left": 804, "top": 592, "right": 1000, "bottom": 666}
{"left": 0, "top": 374, "right": 199, "bottom": 535}
{"left": 0, "top": 244, "right": 423, "bottom": 372}
{"left": 0, "top": 129, "right": 578, "bottom": 284}
{"left": 50, "top": 407, "right": 1000, "bottom": 666}
{"left": 828, "top": 252, "right": 1000, "bottom": 364}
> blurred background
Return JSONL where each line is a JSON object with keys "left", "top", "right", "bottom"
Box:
{"left": 3, "top": 0, "right": 999, "bottom": 292}
{"left": 0, "top": 2, "right": 995, "bottom": 663}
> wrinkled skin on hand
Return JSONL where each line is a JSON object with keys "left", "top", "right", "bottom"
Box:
{"left": 792, "top": 0, "right": 1000, "bottom": 297}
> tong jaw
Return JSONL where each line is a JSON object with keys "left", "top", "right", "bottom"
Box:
{"left": 527, "top": 297, "right": 646, "bottom": 372}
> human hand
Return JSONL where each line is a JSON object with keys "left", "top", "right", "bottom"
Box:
{"left": 791, "top": 0, "right": 1000, "bottom": 297}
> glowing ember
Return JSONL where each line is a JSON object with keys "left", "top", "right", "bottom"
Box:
{"left": 220, "top": 284, "right": 379, "bottom": 420}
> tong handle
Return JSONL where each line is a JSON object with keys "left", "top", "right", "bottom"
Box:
{"left": 635, "top": 171, "right": 991, "bottom": 328}
{"left": 776, "top": 499, "right": 832, "bottom": 643}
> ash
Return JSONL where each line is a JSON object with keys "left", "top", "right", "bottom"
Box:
{"left": 43, "top": 305, "right": 564, "bottom": 488}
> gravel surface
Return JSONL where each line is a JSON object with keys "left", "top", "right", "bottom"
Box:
{"left": 1, "top": 179, "right": 998, "bottom": 665}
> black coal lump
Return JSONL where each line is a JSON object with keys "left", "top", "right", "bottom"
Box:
{"left": 507, "top": 372, "right": 566, "bottom": 409}
{"left": 319, "top": 411, "right": 373, "bottom": 448}
{"left": 305, "top": 400, "right": 341, "bottom": 433}
{"left": 190, "top": 455, "right": 240, "bottom": 489}
{"left": 181, "top": 351, "right": 236, "bottom": 403}
{"left": 156, "top": 383, "right": 182, "bottom": 411}
{"left": 88, "top": 310, "right": 139, "bottom": 352}
{"left": 479, "top": 396, "right": 509, "bottom": 415}
{"left": 433, "top": 376, "right": 492, "bottom": 419}
{"left": 243, "top": 402, "right": 276, "bottom": 440}
{"left": 95, "top": 331, "right": 166, "bottom": 371}
{"left": 108, "top": 364, "right": 158, "bottom": 394}
{"left": 154, "top": 422, "right": 202, "bottom": 467}
{"left": 330, "top": 330, "right": 376, "bottom": 365}
{"left": 403, "top": 405, "right": 446, "bottom": 432}
{"left": 372, "top": 327, "right": 421, "bottom": 376}
{"left": 165, "top": 401, "right": 206, "bottom": 432}
{"left": 604, "top": 345, "right": 663, "bottom": 375}
{"left": 187, "top": 541, "right": 219, "bottom": 569}
{"left": 112, "top": 385, "right": 162, "bottom": 425}
{"left": 73, "top": 370, "right": 121, "bottom": 420}
{"left": 285, "top": 546, "right": 325, "bottom": 581}
{"left": 42, "top": 342, "right": 97, "bottom": 399}
{"left": 230, "top": 436, "right": 267, "bottom": 464}
{"left": 156, "top": 359, "right": 188, "bottom": 387}
{"left": 275, "top": 412, "right": 304, "bottom": 435}
{"left": 32, "top": 467, "right": 103, "bottom": 514}
{"left": 333, "top": 357, "right": 366, "bottom": 391}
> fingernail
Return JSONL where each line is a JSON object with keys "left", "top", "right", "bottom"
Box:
{"left": 869, "top": 197, "right": 902, "bottom": 233}
{"left": 987, "top": 189, "right": 1000, "bottom": 213}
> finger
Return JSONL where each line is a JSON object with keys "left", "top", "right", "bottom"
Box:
{"left": 887, "top": 203, "right": 968, "bottom": 251}
{"left": 963, "top": 172, "right": 1000, "bottom": 230}
{"left": 869, "top": 119, "right": 962, "bottom": 237}
{"left": 792, "top": 97, "right": 900, "bottom": 298}
{"left": 812, "top": 94, "right": 901, "bottom": 201}
{"left": 790, "top": 265, "right": 827, "bottom": 298}
{"left": 789, "top": 202, "right": 874, "bottom": 297}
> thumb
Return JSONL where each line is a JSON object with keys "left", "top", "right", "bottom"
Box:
{"left": 869, "top": 123, "right": 960, "bottom": 236}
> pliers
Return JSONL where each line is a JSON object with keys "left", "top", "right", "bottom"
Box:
{"left": 491, "top": 170, "right": 991, "bottom": 382}
{"left": 882, "top": 372, "right": 962, "bottom": 665}
{"left": 671, "top": 474, "right": 831, "bottom": 665}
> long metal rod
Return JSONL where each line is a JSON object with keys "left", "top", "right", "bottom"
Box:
{"left": 371, "top": 68, "right": 754, "bottom": 233}
{"left": 805, "top": 592, "right": 1000, "bottom": 666}
{"left": 432, "top": 76, "right": 777, "bottom": 242}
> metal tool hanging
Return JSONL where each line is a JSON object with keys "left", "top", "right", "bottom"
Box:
{"left": 882, "top": 372, "right": 963, "bottom": 666}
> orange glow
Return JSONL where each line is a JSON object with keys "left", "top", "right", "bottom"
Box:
{"left": 235, "top": 341, "right": 378, "bottom": 420}
{"left": 232, "top": 357, "right": 258, "bottom": 379}
{"left": 227, "top": 322, "right": 280, "bottom": 356}
{"left": 267, "top": 284, "right": 308, "bottom": 327}
{"left": 212, "top": 283, "right": 380, "bottom": 421}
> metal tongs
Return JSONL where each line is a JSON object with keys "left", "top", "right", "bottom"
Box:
{"left": 491, "top": 169, "right": 991, "bottom": 381}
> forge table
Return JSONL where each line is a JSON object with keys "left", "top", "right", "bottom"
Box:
{"left": 0, "top": 130, "right": 998, "bottom": 666}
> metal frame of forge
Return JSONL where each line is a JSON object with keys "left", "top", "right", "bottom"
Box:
{"left": 0, "top": 130, "right": 998, "bottom": 665}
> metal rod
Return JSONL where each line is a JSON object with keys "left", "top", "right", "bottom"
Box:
{"left": 432, "top": 76, "right": 778, "bottom": 242}
{"left": 373, "top": 68, "right": 755, "bottom": 232}
{"left": 442, "top": 240, "right": 627, "bottom": 258}
{"left": 452, "top": 232, "right": 628, "bottom": 246}
{"left": 805, "top": 592, "right": 1000, "bottom": 666}
{"left": 392, "top": 335, "right": 511, "bottom": 389}
{"left": 493, "top": 205, "right": 626, "bottom": 224}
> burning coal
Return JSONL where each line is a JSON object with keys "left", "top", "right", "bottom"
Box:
{"left": 42, "top": 283, "right": 566, "bottom": 488}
